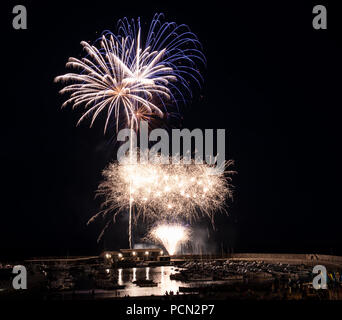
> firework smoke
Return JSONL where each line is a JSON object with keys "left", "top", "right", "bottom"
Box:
{"left": 149, "top": 223, "right": 190, "bottom": 255}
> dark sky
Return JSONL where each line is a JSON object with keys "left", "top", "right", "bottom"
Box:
{"left": 1, "top": 0, "right": 341, "bottom": 259}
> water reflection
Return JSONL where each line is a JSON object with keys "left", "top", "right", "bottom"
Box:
{"left": 118, "top": 268, "right": 123, "bottom": 286}
{"left": 132, "top": 268, "right": 136, "bottom": 282}
{"left": 161, "top": 266, "right": 164, "bottom": 284}
{"left": 115, "top": 266, "right": 186, "bottom": 297}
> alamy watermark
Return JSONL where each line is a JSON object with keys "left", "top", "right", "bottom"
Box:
{"left": 312, "top": 264, "right": 327, "bottom": 290}
{"left": 312, "top": 5, "right": 327, "bottom": 30}
{"left": 116, "top": 121, "right": 226, "bottom": 175}
{"left": 8, "top": 264, "right": 332, "bottom": 291}
{"left": 12, "top": 5, "right": 27, "bottom": 30}
{"left": 12, "top": 265, "right": 27, "bottom": 290}
{"left": 11, "top": 5, "right": 328, "bottom": 31}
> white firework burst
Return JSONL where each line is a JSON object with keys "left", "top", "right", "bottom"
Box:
{"left": 55, "top": 13, "right": 205, "bottom": 133}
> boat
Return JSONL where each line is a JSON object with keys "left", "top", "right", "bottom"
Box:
{"left": 187, "top": 276, "right": 213, "bottom": 281}
{"left": 133, "top": 279, "right": 158, "bottom": 287}
{"left": 179, "top": 286, "right": 199, "bottom": 292}
{"left": 136, "top": 262, "right": 148, "bottom": 267}
{"left": 95, "top": 280, "right": 125, "bottom": 290}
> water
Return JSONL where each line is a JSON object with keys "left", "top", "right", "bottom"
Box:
{"left": 60, "top": 266, "right": 190, "bottom": 299}
{"left": 115, "top": 266, "right": 186, "bottom": 297}
{"left": 53, "top": 266, "right": 250, "bottom": 299}
{"left": 90, "top": 266, "right": 233, "bottom": 298}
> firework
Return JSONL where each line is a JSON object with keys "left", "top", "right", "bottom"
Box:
{"left": 55, "top": 13, "right": 204, "bottom": 133}
{"left": 149, "top": 223, "right": 190, "bottom": 255}
{"left": 90, "top": 152, "right": 234, "bottom": 232}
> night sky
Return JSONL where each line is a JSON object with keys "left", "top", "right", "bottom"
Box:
{"left": 1, "top": 1, "right": 341, "bottom": 259}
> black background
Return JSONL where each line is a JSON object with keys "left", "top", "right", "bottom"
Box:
{"left": 1, "top": 0, "right": 341, "bottom": 259}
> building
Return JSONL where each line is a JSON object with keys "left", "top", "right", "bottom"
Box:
{"left": 101, "top": 248, "right": 165, "bottom": 263}
{"left": 25, "top": 256, "right": 101, "bottom": 266}
{"left": 121, "top": 248, "right": 164, "bottom": 261}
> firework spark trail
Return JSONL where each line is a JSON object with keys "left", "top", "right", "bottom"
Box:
{"left": 55, "top": 14, "right": 206, "bottom": 246}
{"left": 90, "top": 152, "right": 235, "bottom": 235}
{"left": 55, "top": 13, "right": 205, "bottom": 133}
{"left": 149, "top": 223, "right": 190, "bottom": 255}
